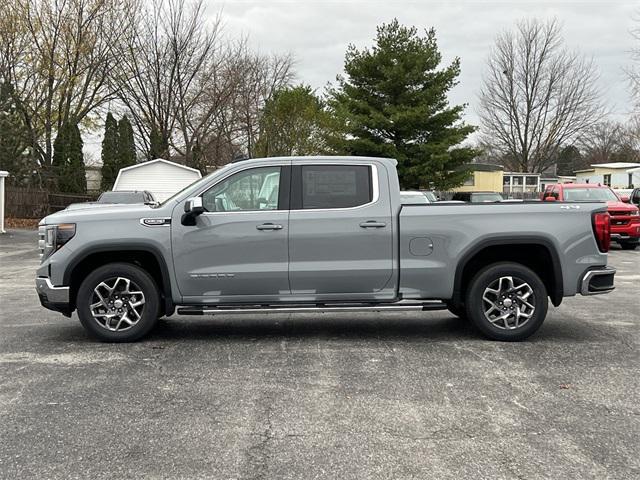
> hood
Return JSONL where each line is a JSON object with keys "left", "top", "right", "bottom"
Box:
{"left": 64, "top": 202, "right": 134, "bottom": 211}
{"left": 606, "top": 200, "right": 638, "bottom": 211}
{"left": 40, "top": 203, "right": 160, "bottom": 226}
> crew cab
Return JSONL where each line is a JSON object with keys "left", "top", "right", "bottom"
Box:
{"left": 36, "top": 156, "right": 616, "bottom": 342}
{"left": 542, "top": 183, "right": 640, "bottom": 250}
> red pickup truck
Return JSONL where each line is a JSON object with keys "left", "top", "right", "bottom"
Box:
{"left": 542, "top": 183, "right": 640, "bottom": 250}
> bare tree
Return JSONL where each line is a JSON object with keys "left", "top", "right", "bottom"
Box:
{"left": 112, "top": 0, "right": 221, "bottom": 164}
{"left": 478, "top": 18, "right": 606, "bottom": 173}
{"left": 0, "top": 0, "right": 133, "bottom": 184}
{"left": 114, "top": 0, "right": 293, "bottom": 170}
{"left": 629, "top": 14, "right": 640, "bottom": 109}
{"left": 233, "top": 49, "right": 294, "bottom": 158}
{"left": 579, "top": 121, "right": 626, "bottom": 164}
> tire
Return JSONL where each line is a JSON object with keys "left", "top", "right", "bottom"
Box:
{"left": 446, "top": 301, "right": 467, "bottom": 320}
{"left": 465, "top": 262, "right": 548, "bottom": 341}
{"left": 76, "top": 262, "right": 160, "bottom": 342}
{"left": 620, "top": 242, "right": 638, "bottom": 250}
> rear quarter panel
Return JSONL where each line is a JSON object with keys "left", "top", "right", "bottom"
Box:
{"left": 399, "top": 202, "right": 609, "bottom": 300}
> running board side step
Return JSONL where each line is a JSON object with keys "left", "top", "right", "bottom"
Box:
{"left": 177, "top": 301, "right": 447, "bottom": 316}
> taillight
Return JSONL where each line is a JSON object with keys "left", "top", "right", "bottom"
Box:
{"left": 592, "top": 212, "right": 611, "bottom": 253}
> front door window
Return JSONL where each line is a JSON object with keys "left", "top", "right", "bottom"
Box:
{"left": 202, "top": 167, "right": 281, "bottom": 212}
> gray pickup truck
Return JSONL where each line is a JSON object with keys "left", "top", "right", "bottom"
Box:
{"left": 36, "top": 156, "right": 616, "bottom": 342}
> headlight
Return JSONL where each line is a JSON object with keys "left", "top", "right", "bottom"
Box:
{"left": 40, "top": 223, "right": 76, "bottom": 260}
{"left": 631, "top": 210, "right": 640, "bottom": 217}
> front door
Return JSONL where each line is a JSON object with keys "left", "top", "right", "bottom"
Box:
{"left": 172, "top": 165, "right": 290, "bottom": 302}
{"left": 288, "top": 163, "right": 394, "bottom": 299}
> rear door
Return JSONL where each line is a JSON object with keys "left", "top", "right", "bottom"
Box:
{"left": 288, "top": 162, "right": 394, "bottom": 299}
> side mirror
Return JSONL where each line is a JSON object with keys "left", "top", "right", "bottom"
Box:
{"left": 184, "top": 197, "right": 205, "bottom": 215}
{"left": 182, "top": 197, "right": 205, "bottom": 226}
{"left": 621, "top": 195, "right": 630, "bottom": 203}
{"left": 544, "top": 196, "right": 556, "bottom": 202}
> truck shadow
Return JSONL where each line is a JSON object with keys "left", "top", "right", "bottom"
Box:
{"left": 150, "top": 313, "right": 475, "bottom": 341}
{"left": 144, "top": 312, "right": 601, "bottom": 343}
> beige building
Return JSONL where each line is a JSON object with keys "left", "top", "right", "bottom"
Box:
{"left": 453, "top": 163, "right": 504, "bottom": 193}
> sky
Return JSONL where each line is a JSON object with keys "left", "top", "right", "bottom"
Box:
{"left": 85, "top": 0, "right": 640, "bottom": 159}
{"left": 218, "top": 0, "right": 638, "bottom": 120}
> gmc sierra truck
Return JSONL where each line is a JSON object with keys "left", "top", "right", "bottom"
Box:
{"left": 36, "top": 156, "right": 616, "bottom": 342}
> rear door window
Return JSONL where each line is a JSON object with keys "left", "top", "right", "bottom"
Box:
{"left": 299, "top": 165, "right": 372, "bottom": 209}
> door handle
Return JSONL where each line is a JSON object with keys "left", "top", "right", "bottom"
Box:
{"left": 359, "top": 221, "right": 387, "bottom": 228}
{"left": 256, "top": 223, "right": 283, "bottom": 231}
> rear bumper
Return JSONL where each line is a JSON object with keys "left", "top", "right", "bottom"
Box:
{"left": 36, "top": 277, "right": 72, "bottom": 316}
{"left": 580, "top": 267, "right": 616, "bottom": 296}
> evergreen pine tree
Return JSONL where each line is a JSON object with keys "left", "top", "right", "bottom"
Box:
{"left": 0, "top": 84, "right": 26, "bottom": 184}
{"left": 328, "top": 19, "right": 479, "bottom": 190}
{"left": 100, "top": 112, "right": 119, "bottom": 190}
{"left": 117, "top": 115, "right": 136, "bottom": 168}
{"left": 190, "top": 141, "right": 205, "bottom": 174}
{"left": 149, "top": 125, "right": 169, "bottom": 159}
{"left": 53, "top": 121, "right": 86, "bottom": 193}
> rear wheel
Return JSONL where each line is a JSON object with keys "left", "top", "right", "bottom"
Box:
{"left": 76, "top": 263, "right": 160, "bottom": 342}
{"left": 465, "top": 262, "right": 548, "bottom": 341}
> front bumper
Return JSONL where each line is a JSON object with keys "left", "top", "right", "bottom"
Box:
{"left": 610, "top": 221, "right": 640, "bottom": 243}
{"left": 36, "top": 277, "right": 72, "bottom": 316}
{"left": 580, "top": 267, "right": 616, "bottom": 296}
{"left": 610, "top": 233, "right": 640, "bottom": 244}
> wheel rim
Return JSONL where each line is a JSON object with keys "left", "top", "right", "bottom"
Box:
{"left": 482, "top": 276, "right": 535, "bottom": 330}
{"left": 89, "top": 277, "right": 146, "bottom": 332}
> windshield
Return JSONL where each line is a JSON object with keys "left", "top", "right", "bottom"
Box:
{"left": 98, "top": 191, "right": 145, "bottom": 203}
{"left": 563, "top": 188, "right": 618, "bottom": 202}
{"left": 422, "top": 191, "right": 437, "bottom": 202}
{"left": 471, "top": 193, "right": 504, "bottom": 203}
{"left": 400, "top": 193, "right": 429, "bottom": 204}
{"left": 159, "top": 164, "right": 234, "bottom": 206}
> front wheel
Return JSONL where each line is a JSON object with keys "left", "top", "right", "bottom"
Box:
{"left": 620, "top": 242, "right": 638, "bottom": 250}
{"left": 465, "top": 262, "right": 548, "bottom": 341}
{"left": 76, "top": 263, "right": 160, "bottom": 342}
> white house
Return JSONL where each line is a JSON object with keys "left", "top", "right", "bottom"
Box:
{"left": 113, "top": 159, "right": 202, "bottom": 202}
{"left": 575, "top": 162, "right": 640, "bottom": 188}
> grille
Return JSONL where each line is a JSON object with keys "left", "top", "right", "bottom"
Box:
{"left": 609, "top": 211, "right": 631, "bottom": 217}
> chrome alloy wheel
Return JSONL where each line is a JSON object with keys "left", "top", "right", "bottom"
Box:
{"left": 89, "top": 277, "right": 146, "bottom": 332}
{"left": 481, "top": 276, "right": 535, "bottom": 330}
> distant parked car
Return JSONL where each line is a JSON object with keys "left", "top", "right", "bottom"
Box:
{"left": 451, "top": 191, "right": 504, "bottom": 203}
{"left": 421, "top": 191, "right": 438, "bottom": 202}
{"left": 66, "top": 190, "right": 157, "bottom": 211}
{"left": 542, "top": 183, "right": 640, "bottom": 250}
{"left": 400, "top": 191, "right": 431, "bottom": 204}
{"left": 613, "top": 188, "right": 634, "bottom": 201}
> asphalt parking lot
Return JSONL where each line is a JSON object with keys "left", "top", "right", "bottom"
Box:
{"left": 0, "top": 229, "right": 638, "bottom": 479}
